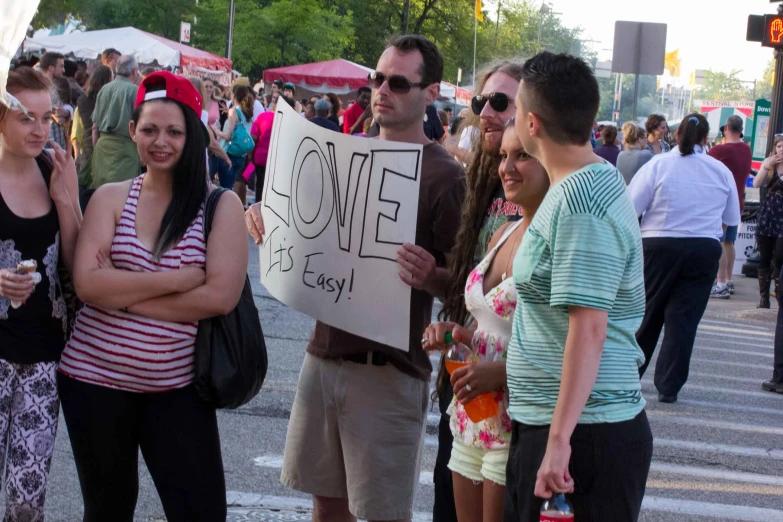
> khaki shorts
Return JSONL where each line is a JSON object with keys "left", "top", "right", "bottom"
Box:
{"left": 281, "top": 353, "right": 429, "bottom": 521}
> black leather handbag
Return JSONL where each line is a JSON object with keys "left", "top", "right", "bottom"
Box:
{"left": 194, "top": 188, "right": 267, "bottom": 408}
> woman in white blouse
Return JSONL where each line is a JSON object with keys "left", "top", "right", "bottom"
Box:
{"left": 628, "top": 113, "right": 740, "bottom": 403}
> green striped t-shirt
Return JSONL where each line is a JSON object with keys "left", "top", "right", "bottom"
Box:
{"left": 507, "top": 163, "right": 646, "bottom": 425}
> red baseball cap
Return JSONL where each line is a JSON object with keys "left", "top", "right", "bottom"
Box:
{"left": 135, "top": 71, "right": 203, "bottom": 118}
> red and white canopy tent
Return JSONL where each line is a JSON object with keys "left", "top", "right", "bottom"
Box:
{"left": 263, "top": 58, "right": 472, "bottom": 106}
{"left": 23, "top": 27, "right": 234, "bottom": 84}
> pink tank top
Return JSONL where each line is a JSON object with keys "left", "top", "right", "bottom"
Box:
{"left": 59, "top": 175, "right": 207, "bottom": 393}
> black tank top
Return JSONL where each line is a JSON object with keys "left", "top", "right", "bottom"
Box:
{"left": 0, "top": 154, "right": 68, "bottom": 363}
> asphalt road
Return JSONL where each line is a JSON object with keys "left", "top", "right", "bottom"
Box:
{"left": 32, "top": 240, "right": 783, "bottom": 521}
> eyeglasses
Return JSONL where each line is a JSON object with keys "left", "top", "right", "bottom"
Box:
{"left": 472, "top": 92, "right": 512, "bottom": 115}
{"left": 368, "top": 71, "right": 427, "bottom": 94}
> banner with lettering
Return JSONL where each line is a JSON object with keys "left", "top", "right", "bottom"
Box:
{"left": 259, "top": 100, "right": 422, "bottom": 351}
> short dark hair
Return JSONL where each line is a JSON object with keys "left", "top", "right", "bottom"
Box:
{"left": 357, "top": 86, "right": 371, "bottom": 96}
{"left": 40, "top": 52, "right": 64, "bottom": 71}
{"left": 519, "top": 52, "right": 599, "bottom": 145}
{"left": 645, "top": 114, "right": 666, "bottom": 134}
{"left": 677, "top": 113, "right": 709, "bottom": 156}
{"left": 601, "top": 125, "right": 617, "bottom": 145}
{"left": 63, "top": 60, "right": 77, "bottom": 78}
{"left": 387, "top": 34, "right": 443, "bottom": 86}
{"left": 101, "top": 48, "right": 121, "bottom": 63}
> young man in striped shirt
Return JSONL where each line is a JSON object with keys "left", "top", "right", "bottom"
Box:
{"left": 503, "top": 52, "right": 653, "bottom": 521}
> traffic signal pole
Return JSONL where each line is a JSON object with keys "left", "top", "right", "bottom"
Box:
{"left": 760, "top": 2, "right": 783, "bottom": 155}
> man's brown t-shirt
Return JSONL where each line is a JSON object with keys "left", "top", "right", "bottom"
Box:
{"left": 307, "top": 142, "right": 466, "bottom": 380}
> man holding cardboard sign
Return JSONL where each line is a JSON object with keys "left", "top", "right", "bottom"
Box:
{"left": 245, "top": 35, "right": 465, "bottom": 522}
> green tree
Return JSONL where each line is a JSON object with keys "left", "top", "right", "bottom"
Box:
{"left": 193, "top": 0, "right": 354, "bottom": 77}
{"left": 756, "top": 59, "right": 774, "bottom": 101}
{"left": 32, "top": 0, "right": 88, "bottom": 28}
{"left": 697, "top": 69, "right": 752, "bottom": 102}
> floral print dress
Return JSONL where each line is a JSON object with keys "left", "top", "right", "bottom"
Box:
{"left": 448, "top": 221, "right": 521, "bottom": 450}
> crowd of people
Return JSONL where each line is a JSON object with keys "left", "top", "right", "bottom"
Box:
{"left": 0, "top": 31, "right": 781, "bottom": 522}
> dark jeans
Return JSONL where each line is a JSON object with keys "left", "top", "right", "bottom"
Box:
{"left": 58, "top": 374, "right": 226, "bottom": 522}
{"left": 432, "top": 380, "right": 458, "bottom": 522}
{"left": 212, "top": 154, "right": 246, "bottom": 189}
{"left": 636, "top": 237, "right": 721, "bottom": 396}
{"left": 503, "top": 412, "right": 652, "bottom": 522}
{"left": 773, "top": 267, "right": 783, "bottom": 384}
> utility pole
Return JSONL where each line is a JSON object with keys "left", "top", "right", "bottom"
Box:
{"left": 403, "top": 0, "right": 410, "bottom": 34}
{"left": 225, "top": 0, "right": 235, "bottom": 60}
{"left": 494, "top": 0, "right": 502, "bottom": 51}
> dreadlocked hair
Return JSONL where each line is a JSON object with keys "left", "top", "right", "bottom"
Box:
{"left": 433, "top": 58, "right": 526, "bottom": 403}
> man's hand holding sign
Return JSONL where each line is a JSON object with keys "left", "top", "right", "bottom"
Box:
{"left": 249, "top": 99, "right": 429, "bottom": 350}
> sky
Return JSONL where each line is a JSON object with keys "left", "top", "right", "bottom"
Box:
{"left": 488, "top": 0, "right": 776, "bottom": 83}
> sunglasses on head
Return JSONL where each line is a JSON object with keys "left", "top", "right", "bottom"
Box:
{"left": 472, "top": 92, "right": 511, "bottom": 115}
{"left": 368, "top": 71, "right": 427, "bottom": 94}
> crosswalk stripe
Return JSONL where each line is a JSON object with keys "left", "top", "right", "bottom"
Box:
{"left": 686, "top": 371, "right": 765, "bottom": 385}
{"left": 649, "top": 462, "right": 783, "bottom": 486}
{"left": 254, "top": 452, "right": 783, "bottom": 484}
{"left": 696, "top": 330, "right": 773, "bottom": 343}
{"left": 674, "top": 398, "right": 783, "bottom": 416}
{"left": 646, "top": 412, "right": 783, "bottom": 435}
{"left": 641, "top": 496, "right": 783, "bottom": 521}
{"left": 690, "top": 357, "right": 770, "bottom": 370}
{"left": 655, "top": 438, "right": 783, "bottom": 460}
{"left": 697, "top": 324, "right": 774, "bottom": 337}
{"left": 643, "top": 383, "right": 781, "bottom": 399}
{"left": 695, "top": 346, "right": 773, "bottom": 358}
{"left": 700, "top": 319, "right": 771, "bottom": 332}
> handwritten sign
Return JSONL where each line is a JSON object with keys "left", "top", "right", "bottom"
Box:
{"left": 260, "top": 100, "right": 422, "bottom": 351}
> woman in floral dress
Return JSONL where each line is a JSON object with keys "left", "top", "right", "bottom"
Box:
{"left": 423, "top": 121, "right": 550, "bottom": 522}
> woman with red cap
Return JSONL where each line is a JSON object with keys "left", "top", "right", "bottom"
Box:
{"left": 57, "top": 71, "right": 247, "bottom": 521}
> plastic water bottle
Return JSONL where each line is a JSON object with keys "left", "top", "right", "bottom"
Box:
{"left": 540, "top": 493, "right": 574, "bottom": 521}
{"left": 443, "top": 332, "right": 498, "bottom": 422}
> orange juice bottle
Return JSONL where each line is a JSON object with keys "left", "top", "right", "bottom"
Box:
{"left": 444, "top": 332, "right": 498, "bottom": 423}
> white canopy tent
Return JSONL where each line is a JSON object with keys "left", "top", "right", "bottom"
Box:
{"left": 23, "top": 27, "right": 233, "bottom": 84}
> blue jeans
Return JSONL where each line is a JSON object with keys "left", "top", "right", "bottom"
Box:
{"left": 212, "top": 154, "right": 246, "bottom": 188}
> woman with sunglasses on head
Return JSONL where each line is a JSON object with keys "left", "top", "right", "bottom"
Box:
{"left": 0, "top": 66, "right": 82, "bottom": 521}
{"left": 57, "top": 72, "right": 247, "bottom": 521}
{"left": 630, "top": 113, "right": 740, "bottom": 403}
{"left": 424, "top": 119, "right": 549, "bottom": 522}
{"left": 752, "top": 136, "right": 783, "bottom": 309}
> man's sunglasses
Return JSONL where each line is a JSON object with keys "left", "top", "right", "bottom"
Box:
{"left": 472, "top": 92, "right": 511, "bottom": 115}
{"left": 368, "top": 71, "right": 427, "bottom": 94}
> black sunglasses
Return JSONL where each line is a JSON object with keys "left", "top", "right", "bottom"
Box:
{"left": 368, "top": 71, "right": 427, "bottom": 94}
{"left": 472, "top": 92, "right": 511, "bottom": 115}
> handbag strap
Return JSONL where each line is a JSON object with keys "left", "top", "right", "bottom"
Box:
{"left": 203, "top": 188, "right": 228, "bottom": 241}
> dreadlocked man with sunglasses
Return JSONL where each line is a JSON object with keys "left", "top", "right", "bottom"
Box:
{"left": 434, "top": 59, "right": 524, "bottom": 522}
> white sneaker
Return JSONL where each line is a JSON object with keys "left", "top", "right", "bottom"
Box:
{"left": 710, "top": 284, "right": 730, "bottom": 299}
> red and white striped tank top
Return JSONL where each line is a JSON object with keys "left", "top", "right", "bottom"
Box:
{"left": 59, "top": 174, "right": 207, "bottom": 393}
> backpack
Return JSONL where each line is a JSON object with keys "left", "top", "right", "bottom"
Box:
{"left": 224, "top": 109, "right": 255, "bottom": 157}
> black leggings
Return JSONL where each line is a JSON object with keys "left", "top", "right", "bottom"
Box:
{"left": 757, "top": 235, "right": 783, "bottom": 274}
{"left": 57, "top": 374, "right": 226, "bottom": 522}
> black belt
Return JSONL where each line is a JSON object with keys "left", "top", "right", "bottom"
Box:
{"left": 341, "top": 352, "right": 389, "bottom": 366}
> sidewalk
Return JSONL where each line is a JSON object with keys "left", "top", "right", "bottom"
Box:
{"left": 703, "top": 274, "right": 779, "bottom": 325}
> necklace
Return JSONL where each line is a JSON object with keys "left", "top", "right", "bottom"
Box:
{"left": 501, "top": 222, "right": 524, "bottom": 281}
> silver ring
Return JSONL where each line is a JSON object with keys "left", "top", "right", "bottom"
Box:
{"left": 465, "top": 384, "right": 472, "bottom": 392}
{"left": 421, "top": 338, "right": 428, "bottom": 345}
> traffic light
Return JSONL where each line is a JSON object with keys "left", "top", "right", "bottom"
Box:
{"left": 763, "top": 14, "right": 783, "bottom": 47}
